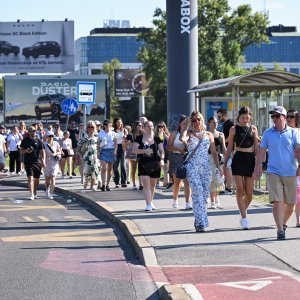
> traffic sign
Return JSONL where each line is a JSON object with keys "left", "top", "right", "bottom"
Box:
{"left": 61, "top": 98, "right": 78, "bottom": 115}
{"left": 77, "top": 81, "right": 96, "bottom": 104}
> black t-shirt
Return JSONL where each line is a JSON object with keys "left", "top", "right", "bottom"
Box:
{"left": 222, "top": 119, "right": 234, "bottom": 140}
{"left": 135, "top": 136, "right": 163, "bottom": 164}
{"left": 20, "top": 137, "right": 44, "bottom": 165}
{"left": 68, "top": 128, "right": 79, "bottom": 148}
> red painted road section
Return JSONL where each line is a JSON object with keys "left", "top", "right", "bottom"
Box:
{"left": 159, "top": 266, "right": 300, "bottom": 299}
{"left": 41, "top": 249, "right": 152, "bottom": 282}
{"left": 41, "top": 250, "right": 300, "bottom": 299}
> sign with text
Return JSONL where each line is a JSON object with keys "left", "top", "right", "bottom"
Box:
{"left": 0, "top": 20, "right": 74, "bottom": 73}
{"left": 4, "top": 75, "right": 107, "bottom": 125}
{"left": 76, "top": 82, "right": 96, "bottom": 104}
{"left": 114, "top": 69, "right": 150, "bottom": 98}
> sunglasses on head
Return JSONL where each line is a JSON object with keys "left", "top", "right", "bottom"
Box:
{"left": 287, "top": 115, "right": 295, "bottom": 119}
{"left": 271, "top": 114, "right": 281, "bottom": 119}
{"left": 192, "top": 118, "right": 202, "bottom": 123}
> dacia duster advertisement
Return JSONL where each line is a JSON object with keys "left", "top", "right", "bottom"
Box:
{"left": 0, "top": 21, "right": 74, "bottom": 73}
{"left": 4, "top": 75, "right": 108, "bottom": 125}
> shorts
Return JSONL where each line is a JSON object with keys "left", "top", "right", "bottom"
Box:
{"left": 267, "top": 173, "right": 297, "bottom": 205}
{"left": 0, "top": 153, "right": 5, "bottom": 164}
{"left": 100, "top": 148, "right": 115, "bottom": 163}
{"left": 25, "top": 162, "right": 42, "bottom": 178}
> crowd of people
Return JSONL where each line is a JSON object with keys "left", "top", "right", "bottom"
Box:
{"left": 1, "top": 105, "right": 300, "bottom": 239}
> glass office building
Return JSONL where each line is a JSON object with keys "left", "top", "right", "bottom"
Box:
{"left": 242, "top": 25, "right": 300, "bottom": 74}
{"left": 75, "top": 27, "right": 150, "bottom": 75}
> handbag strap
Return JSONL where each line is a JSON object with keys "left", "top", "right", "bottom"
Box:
{"left": 46, "top": 143, "right": 55, "bottom": 153}
{"left": 237, "top": 125, "right": 251, "bottom": 148}
{"left": 185, "top": 135, "right": 203, "bottom": 162}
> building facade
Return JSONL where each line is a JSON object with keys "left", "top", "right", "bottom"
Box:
{"left": 75, "top": 27, "right": 150, "bottom": 75}
{"left": 242, "top": 25, "right": 300, "bottom": 74}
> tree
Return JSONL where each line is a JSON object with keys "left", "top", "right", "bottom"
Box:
{"left": 138, "top": 8, "right": 167, "bottom": 123}
{"left": 138, "top": 1, "right": 269, "bottom": 120}
{"left": 101, "top": 58, "right": 121, "bottom": 119}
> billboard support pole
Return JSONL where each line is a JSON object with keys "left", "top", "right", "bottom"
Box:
{"left": 66, "top": 115, "right": 70, "bottom": 131}
{"left": 139, "top": 96, "right": 145, "bottom": 116}
{"left": 83, "top": 105, "right": 87, "bottom": 130}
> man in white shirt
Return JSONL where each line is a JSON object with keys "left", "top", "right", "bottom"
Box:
{"left": 7, "top": 126, "right": 23, "bottom": 175}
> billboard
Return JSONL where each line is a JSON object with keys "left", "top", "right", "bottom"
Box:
{"left": 0, "top": 21, "right": 74, "bottom": 73}
{"left": 4, "top": 75, "right": 108, "bottom": 126}
{"left": 114, "top": 69, "right": 150, "bottom": 97}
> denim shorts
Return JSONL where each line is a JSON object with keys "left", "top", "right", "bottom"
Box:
{"left": 100, "top": 148, "right": 115, "bottom": 163}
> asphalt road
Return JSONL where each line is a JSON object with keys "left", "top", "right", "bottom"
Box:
{"left": 0, "top": 185, "right": 158, "bottom": 300}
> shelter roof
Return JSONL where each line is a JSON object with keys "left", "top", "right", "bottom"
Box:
{"left": 187, "top": 71, "right": 300, "bottom": 96}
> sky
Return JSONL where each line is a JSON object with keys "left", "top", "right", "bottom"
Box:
{"left": 1, "top": 0, "right": 300, "bottom": 39}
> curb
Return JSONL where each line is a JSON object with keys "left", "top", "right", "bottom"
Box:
{"left": 0, "top": 179, "right": 193, "bottom": 300}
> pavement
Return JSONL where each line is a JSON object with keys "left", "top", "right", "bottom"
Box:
{"left": 1, "top": 172, "right": 300, "bottom": 299}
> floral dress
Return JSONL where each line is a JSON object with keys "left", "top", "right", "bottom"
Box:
{"left": 186, "top": 132, "right": 212, "bottom": 228}
{"left": 78, "top": 134, "right": 100, "bottom": 183}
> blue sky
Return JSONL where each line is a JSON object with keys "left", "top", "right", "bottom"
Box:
{"left": 2, "top": 0, "right": 299, "bottom": 39}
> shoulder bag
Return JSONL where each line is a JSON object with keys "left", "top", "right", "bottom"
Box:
{"left": 176, "top": 137, "right": 202, "bottom": 179}
{"left": 47, "top": 143, "right": 61, "bottom": 161}
{"left": 143, "top": 140, "right": 161, "bottom": 173}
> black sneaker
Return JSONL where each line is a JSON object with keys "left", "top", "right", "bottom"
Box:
{"left": 224, "top": 188, "right": 233, "bottom": 195}
{"left": 100, "top": 185, "right": 105, "bottom": 191}
{"left": 219, "top": 190, "right": 225, "bottom": 195}
{"left": 72, "top": 172, "right": 76, "bottom": 176}
{"left": 277, "top": 230, "right": 286, "bottom": 240}
{"left": 121, "top": 184, "right": 127, "bottom": 187}
{"left": 165, "top": 183, "right": 173, "bottom": 190}
{"left": 283, "top": 224, "right": 287, "bottom": 232}
{"left": 106, "top": 185, "right": 111, "bottom": 191}
{"left": 139, "top": 185, "right": 143, "bottom": 190}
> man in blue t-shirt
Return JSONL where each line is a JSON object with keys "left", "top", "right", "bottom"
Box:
{"left": 254, "top": 106, "right": 300, "bottom": 240}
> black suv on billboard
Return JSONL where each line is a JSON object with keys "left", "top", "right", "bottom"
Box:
{"left": 0, "top": 41, "right": 20, "bottom": 55}
{"left": 34, "top": 93, "right": 66, "bottom": 119}
{"left": 22, "top": 41, "right": 61, "bottom": 59}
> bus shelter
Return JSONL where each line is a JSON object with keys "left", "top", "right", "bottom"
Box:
{"left": 187, "top": 71, "right": 300, "bottom": 134}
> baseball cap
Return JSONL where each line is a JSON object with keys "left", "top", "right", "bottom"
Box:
{"left": 269, "top": 106, "right": 287, "bottom": 116}
{"left": 47, "top": 131, "right": 54, "bottom": 137}
{"left": 94, "top": 120, "right": 101, "bottom": 125}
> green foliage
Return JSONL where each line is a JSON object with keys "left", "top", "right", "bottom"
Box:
{"left": 101, "top": 59, "right": 121, "bottom": 119}
{"left": 138, "top": 1, "right": 269, "bottom": 121}
{"left": 0, "top": 79, "right": 3, "bottom": 100}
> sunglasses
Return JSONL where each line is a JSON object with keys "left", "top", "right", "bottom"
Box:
{"left": 192, "top": 118, "right": 202, "bottom": 123}
{"left": 271, "top": 114, "right": 281, "bottom": 119}
{"left": 87, "top": 126, "right": 94, "bottom": 128}
{"left": 287, "top": 115, "right": 295, "bottom": 119}
{"left": 157, "top": 125, "right": 164, "bottom": 128}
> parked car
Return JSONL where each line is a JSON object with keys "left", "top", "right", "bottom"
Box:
{"left": 34, "top": 94, "right": 66, "bottom": 119}
{"left": 0, "top": 41, "right": 20, "bottom": 55}
{"left": 22, "top": 41, "right": 61, "bottom": 59}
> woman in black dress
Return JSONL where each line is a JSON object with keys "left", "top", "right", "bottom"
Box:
{"left": 132, "top": 120, "right": 165, "bottom": 211}
{"left": 224, "top": 106, "right": 259, "bottom": 230}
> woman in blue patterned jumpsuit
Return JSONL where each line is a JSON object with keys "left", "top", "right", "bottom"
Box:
{"left": 180, "top": 111, "right": 223, "bottom": 232}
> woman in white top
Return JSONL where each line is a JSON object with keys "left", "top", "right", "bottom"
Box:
{"left": 98, "top": 119, "right": 117, "bottom": 191}
{"left": 113, "top": 117, "right": 128, "bottom": 188}
{"left": 168, "top": 115, "right": 192, "bottom": 209}
{"left": 7, "top": 126, "right": 23, "bottom": 175}
{"left": 60, "top": 131, "right": 74, "bottom": 178}
{"left": 44, "top": 131, "right": 61, "bottom": 199}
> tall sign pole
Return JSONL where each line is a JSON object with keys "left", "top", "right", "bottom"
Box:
{"left": 166, "top": 0, "right": 198, "bottom": 129}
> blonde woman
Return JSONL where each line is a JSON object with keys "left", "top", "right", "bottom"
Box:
{"left": 77, "top": 121, "right": 100, "bottom": 190}
{"left": 180, "top": 111, "right": 223, "bottom": 232}
{"left": 133, "top": 120, "right": 165, "bottom": 211}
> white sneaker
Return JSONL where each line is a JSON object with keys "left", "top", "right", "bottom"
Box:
{"left": 172, "top": 200, "right": 178, "bottom": 208}
{"left": 210, "top": 202, "right": 217, "bottom": 209}
{"left": 186, "top": 202, "right": 193, "bottom": 210}
{"left": 48, "top": 194, "right": 54, "bottom": 200}
{"left": 240, "top": 218, "right": 250, "bottom": 230}
{"left": 34, "top": 194, "right": 38, "bottom": 199}
{"left": 29, "top": 194, "right": 35, "bottom": 201}
{"left": 151, "top": 202, "right": 156, "bottom": 210}
{"left": 17, "top": 172, "right": 22, "bottom": 175}
{"left": 145, "top": 204, "right": 152, "bottom": 211}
